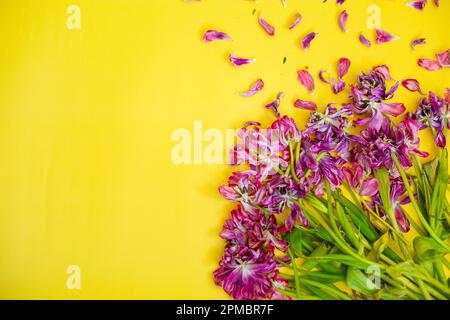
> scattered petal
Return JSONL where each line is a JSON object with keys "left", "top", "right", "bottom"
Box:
{"left": 289, "top": 13, "right": 302, "bottom": 30}
{"left": 436, "top": 49, "right": 450, "bottom": 67}
{"left": 294, "top": 99, "right": 317, "bottom": 111}
{"left": 375, "top": 28, "right": 400, "bottom": 44}
{"left": 338, "top": 10, "right": 349, "bottom": 32}
{"left": 264, "top": 92, "right": 284, "bottom": 118}
{"left": 434, "top": 0, "right": 439, "bottom": 6}
{"left": 406, "top": 0, "right": 428, "bottom": 11}
{"left": 203, "top": 30, "right": 232, "bottom": 42}
{"left": 379, "top": 102, "right": 406, "bottom": 116}
{"left": 230, "top": 54, "right": 256, "bottom": 67}
{"left": 411, "top": 38, "right": 426, "bottom": 49}
{"left": 336, "top": 0, "right": 346, "bottom": 5}
{"left": 332, "top": 79, "right": 346, "bottom": 94}
{"left": 401, "top": 79, "right": 424, "bottom": 94}
{"left": 318, "top": 70, "right": 330, "bottom": 84}
{"left": 297, "top": 69, "right": 315, "bottom": 94}
{"left": 372, "top": 64, "right": 394, "bottom": 81}
{"left": 337, "top": 57, "right": 351, "bottom": 79}
{"left": 259, "top": 15, "right": 275, "bottom": 36}
{"left": 359, "top": 33, "right": 372, "bottom": 47}
{"left": 418, "top": 58, "right": 442, "bottom": 71}
{"left": 301, "top": 32, "right": 317, "bottom": 50}
{"left": 240, "top": 79, "right": 265, "bottom": 97}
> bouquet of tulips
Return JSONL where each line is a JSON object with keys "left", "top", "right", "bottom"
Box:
{"left": 213, "top": 65, "right": 450, "bottom": 300}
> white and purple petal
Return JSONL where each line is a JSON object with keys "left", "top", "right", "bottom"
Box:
{"left": 230, "top": 54, "right": 256, "bottom": 67}
{"left": 203, "top": 30, "right": 232, "bottom": 42}
{"left": 401, "top": 79, "right": 424, "bottom": 94}
{"left": 411, "top": 38, "right": 426, "bottom": 49}
{"left": 375, "top": 28, "right": 400, "bottom": 44}
{"left": 297, "top": 69, "right": 315, "bottom": 94}
{"left": 338, "top": 10, "right": 349, "bottom": 32}
{"left": 359, "top": 33, "right": 372, "bottom": 47}
{"left": 301, "top": 32, "right": 317, "bottom": 50}
{"left": 240, "top": 79, "right": 265, "bottom": 97}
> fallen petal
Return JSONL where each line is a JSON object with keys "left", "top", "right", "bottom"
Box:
{"left": 375, "top": 28, "right": 400, "bottom": 44}
{"left": 359, "top": 178, "right": 380, "bottom": 197}
{"left": 401, "top": 79, "right": 424, "bottom": 94}
{"left": 297, "top": 69, "right": 315, "bottom": 94}
{"left": 301, "top": 32, "right": 317, "bottom": 50}
{"left": 337, "top": 57, "right": 351, "bottom": 79}
{"left": 418, "top": 58, "right": 442, "bottom": 71}
{"left": 229, "top": 54, "right": 256, "bottom": 67}
{"left": 359, "top": 33, "right": 372, "bottom": 47}
{"left": 336, "top": 0, "right": 346, "bottom": 5}
{"left": 258, "top": 15, "right": 275, "bottom": 36}
{"left": 434, "top": 0, "right": 439, "bottom": 6}
{"left": 240, "top": 79, "right": 264, "bottom": 97}
{"left": 289, "top": 13, "right": 302, "bottom": 30}
{"left": 338, "top": 10, "right": 349, "bottom": 32}
{"left": 203, "top": 30, "right": 232, "bottom": 42}
{"left": 436, "top": 49, "right": 450, "bottom": 67}
{"left": 372, "top": 64, "right": 394, "bottom": 81}
{"left": 411, "top": 38, "right": 426, "bottom": 49}
{"left": 264, "top": 92, "right": 284, "bottom": 118}
{"left": 379, "top": 102, "right": 406, "bottom": 116}
{"left": 332, "top": 79, "right": 346, "bottom": 94}
{"left": 318, "top": 70, "right": 330, "bottom": 84}
{"left": 406, "top": 0, "right": 428, "bottom": 11}
{"left": 294, "top": 99, "right": 317, "bottom": 111}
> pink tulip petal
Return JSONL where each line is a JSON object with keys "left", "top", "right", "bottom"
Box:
{"left": 418, "top": 58, "right": 442, "bottom": 71}
{"left": 434, "top": 0, "right": 439, "bottom": 6}
{"left": 318, "top": 70, "right": 330, "bottom": 84}
{"left": 401, "top": 79, "right": 424, "bottom": 94}
{"left": 337, "top": 57, "right": 351, "bottom": 79}
{"left": 258, "top": 15, "right": 275, "bottom": 36}
{"left": 375, "top": 28, "right": 400, "bottom": 44}
{"left": 372, "top": 64, "right": 394, "bottom": 81}
{"left": 379, "top": 102, "right": 406, "bottom": 116}
{"left": 359, "top": 178, "right": 380, "bottom": 197}
{"left": 436, "top": 49, "right": 450, "bottom": 67}
{"left": 406, "top": 0, "right": 428, "bottom": 11}
{"left": 332, "top": 79, "right": 346, "bottom": 94}
{"left": 240, "top": 79, "right": 264, "bottom": 97}
{"left": 411, "top": 38, "right": 426, "bottom": 49}
{"left": 301, "top": 32, "right": 317, "bottom": 50}
{"left": 264, "top": 92, "right": 284, "bottom": 118}
{"left": 338, "top": 10, "right": 349, "bottom": 32}
{"left": 289, "top": 13, "right": 302, "bottom": 30}
{"left": 229, "top": 54, "right": 256, "bottom": 67}
{"left": 337, "top": 0, "right": 346, "bottom": 5}
{"left": 435, "top": 129, "right": 446, "bottom": 148}
{"left": 203, "top": 30, "right": 232, "bottom": 42}
{"left": 297, "top": 69, "right": 315, "bottom": 95}
{"left": 294, "top": 99, "right": 317, "bottom": 111}
{"left": 359, "top": 33, "right": 372, "bottom": 47}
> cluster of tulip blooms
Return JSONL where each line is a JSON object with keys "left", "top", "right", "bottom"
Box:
{"left": 214, "top": 66, "right": 450, "bottom": 300}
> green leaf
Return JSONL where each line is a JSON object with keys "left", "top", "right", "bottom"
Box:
{"left": 307, "top": 254, "right": 372, "bottom": 270}
{"left": 413, "top": 236, "right": 447, "bottom": 262}
{"left": 346, "top": 267, "right": 379, "bottom": 296}
{"left": 303, "top": 243, "right": 329, "bottom": 271}
{"left": 367, "top": 232, "right": 390, "bottom": 262}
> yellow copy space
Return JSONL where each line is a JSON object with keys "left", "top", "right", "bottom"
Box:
{"left": 0, "top": 0, "right": 448, "bottom": 299}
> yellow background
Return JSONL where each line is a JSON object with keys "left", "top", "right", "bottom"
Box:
{"left": 0, "top": 0, "right": 448, "bottom": 299}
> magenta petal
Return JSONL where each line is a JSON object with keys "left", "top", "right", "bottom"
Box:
{"left": 372, "top": 64, "right": 394, "bottom": 81}
{"left": 338, "top": 10, "right": 349, "bottom": 32}
{"left": 359, "top": 178, "right": 380, "bottom": 197}
{"left": 401, "top": 79, "right": 424, "bottom": 94}
{"left": 318, "top": 70, "right": 330, "bottom": 84}
{"left": 301, "top": 32, "right": 317, "bottom": 50}
{"left": 258, "top": 15, "right": 275, "bottom": 36}
{"left": 297, "top": 69, "right": 315, "bottom": 94}
{"left": 379, "top": 102, "right": 406, "bottom": 117}
{"left": 406, "top": 0, "right": 428, "bottom": 11}
{"left": 265, "top": 92, "right": 284, "bottom": 118}
{"left": 337, "top": 57, "right": 351, "bottom": 79}
{"left": 336, "top": 0, "right": 345, "bottom": 5}
{"left": 434, "top": 0, "right": 439, "bottom": 6}
{"left": 332, "top": 79, "right": 346, "bottom": 94}
{"left": 418, "top": 58, "right": 442, "bottom": 71}
{"left": 411, "top": 38, "right": 426, "bottom": 49}
{"left": 435, "top": 129, "right": 446, "bottom": 148}
{"left": 230, "top": 54, "right": 256, "bottom": 67}
{"left": 359, "top": 33, "right": 372, "bottom": 47}
{"left": 375, "top": 28, "right": 400, "bottom": 44}
{"left": 240, "top": 79, "right": 264, "bottom": 97}
{"left": 294, "top": 99, "right": 317, "bottom": 111}
{"left": 203, "top": 30, "right": 232, "bottom": 42}
{"left": 436, "top": 49, "right": 450, "bottom": 67}
{"left": 289, "top": 13, "right": 302, "bottom": 30}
